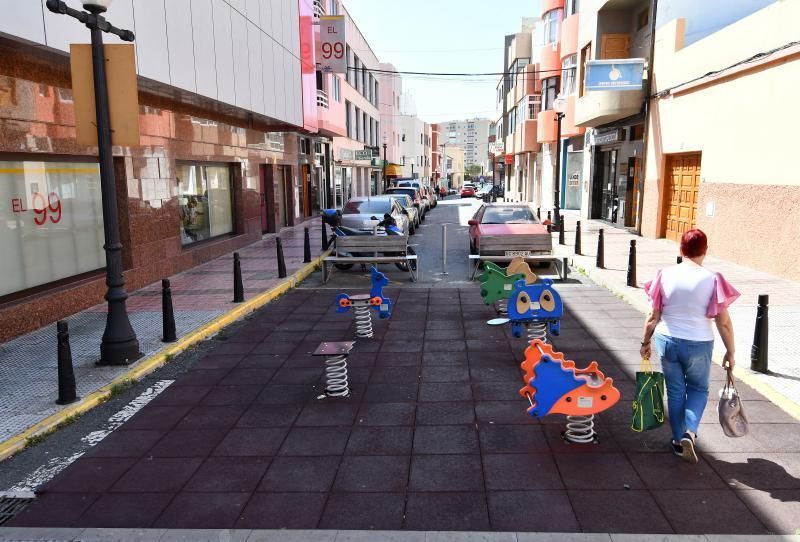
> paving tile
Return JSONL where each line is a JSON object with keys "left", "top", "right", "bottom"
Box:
{"left": 704, "top": 452, "right": 800, "bottom": 490}
{"left": 416, "top": 402, "right": 475, "bottom": 425}
{"left": 278, "top": 427, "right": 350, "bottom": 456}
{"left": 542, "top": 423, "right": 621, "bottom": 454}
{"left": 219, "top": 369, "right": 276, "bottom": 387}
{"left": 175, "top": 405, "right": 248, "bottom": 430}
{"left": 410, "top": 455, "right": 484, "bottom": 491}
{"left": 184, "top": 457, "right": 270, "bottom": 492}
{"left": 424, "top": 340, "right": 466, "bottom": 352}
{"left": 193, "top": 355, "right": 245, "bottom": 371}
{"left": 628, "top": 453, "right": 727, "bottom": 489}
{"left": 295, "top": 403, "right": 359, "bottom": 427}
{"left": 82, "top": 430, "right": 166, "bottom": 458}
{"left": 110, "top": 458, "right": 203, "bottom": 493}
{"left": 236, "top": 493, "right": 327, "bottom": 529}
{"left": 421, "top": 366, "right": 470, "bottom": 383}
{"left": 380, "top": 341, "right": 423, "bottom": 353}
{"left": 258, "top": 456, "right": 340, "bottom": 492}
{"left": 213, "top": 428, "right": 288, "bottom": 457}
{"left": 424, "top": 328, "right": 466, "bottom": 340}
{"left": 39, "top": 457, "right": 136, "bottom": 494}
{"left": 568, "top": 490, "right": 673, "bottom": 533}
{"left": 469, "top": 366, "right": 521, "bottom": 382}
{"left": 355, "top": 403, "right": 416, "bottom": 426}
{"left": 76, "top": 493, "right": 174, "bottom": 528}
{"left": 251, "top": 341, "right": 302, "bottom": 355}
{"left": 154, "top": 492, "right": 250, "bottom": 528}
{"left": 413, "top": 425, "right": 480, "bottom": 454}
{"left": 556, "top": 452, "right": 644, "bottom": 490}
{"left": 421, "top": 351, "right": 469, "bottom": 365}
{"left": 237, "top": 354, "right": 289, "bottom": 369}
{"left": 149, "top": 429, "right": 227, "bottom": 458}
{"left": 362, "top": 382, "right": 418, "bottom": 403}
{"left": 483, "top": 453, "right": 564, "bottom": 490}
{"left": 654, "top": 489, "right": 768, "bottom": 534}
{"left": 333, "top": 455, "right": 410, "bottom": 492}
{"left": 319, "top": 493, "right": 405, "bottom": 530}
{"left": 478, "top": 424, "right": 549, "bottom": 454}
{"left": 235, "top": 404, "right": 302, "bottom": 428}
{"left": 270, "top": 368, "right": 323, "bottom": 385}
{"left": 253, "top": 384, "right": 317, "bottom": 404}
{"left": 475, "top": 401, "right": 532, "bottom": 425}
{"left": 147, "top": 385, "right": 212, "bottom": 406}
{"left": 418, "top": 382, "right": 473, "bottom": 402}
{"left": 5, "top": 493, "right": 99, "bottom": 527}
{"left": 734, "top": 488, "right": 800, "bottom": 535}
{"left": 472, "top": 382, "right": 521, "bottom": 401}
{"left": 121, "top": 405, "right": 193, "bottom": 431}
{"left": 172, "top": 370, "right": 232, "bottom": 387}
{"left": 345, "top": 426, "right": 413, "bottom": 455}
{"left": 369, "top": 366, "right": 420, "bottom": 383}
{"left": 487, "top": 490, "right": 579, "bottom": 532}
{"left": 404, "top": 492, "right": 490, "bottom": 531}
{"left": 466, "top": 339, "right": 512, "bottom": 352}
{"left": 200, "top": 386, "right": 263, "bottom": 406}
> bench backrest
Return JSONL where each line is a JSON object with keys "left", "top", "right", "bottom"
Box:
{"left": 480, "top": 234, "right": 552, "bottom": 254}
{"left": 336, "top": 235, "right": 409, "bottom": 255}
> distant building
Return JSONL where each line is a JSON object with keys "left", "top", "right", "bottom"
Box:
{"left": 439, "top": 118, "right": 491, "bottom": 173}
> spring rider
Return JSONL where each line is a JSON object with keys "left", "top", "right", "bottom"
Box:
{"left": 505, "top": 278, "right": 563, "bottom": 340}
{"left": 335, "top": 266, "right": 392, "bottom": 338}
{"left": 478, "top": 258, "right": 538, "bottom": 316}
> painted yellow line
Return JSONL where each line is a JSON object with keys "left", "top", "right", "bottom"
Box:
{"left": 0, "top": 250, "right": 330, "bottom": 463}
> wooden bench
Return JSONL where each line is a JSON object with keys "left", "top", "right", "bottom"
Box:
{"left": 468, "top": 234, "right": 567, "bottom": 281}
{"left": 323, "top": 235, "right": 418, "bottom": 283}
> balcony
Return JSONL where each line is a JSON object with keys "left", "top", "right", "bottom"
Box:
{"left": 574, "top": 88, "right": 644, "bottom": 127}
{"left": 316, "top": 89, "right": 329, "bottom": 109}
{"left": 313, "top": 0, "right": 325, "bottom": 19}
{"left": 537, "top": 109, "right": 558, "bottom": 143}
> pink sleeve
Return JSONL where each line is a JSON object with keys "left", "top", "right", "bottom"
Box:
{"left": 644, "top": 270, "right": 664, "bottom": 311}
{"left": 706, "top": 273, "right": 741, "bottom": 318}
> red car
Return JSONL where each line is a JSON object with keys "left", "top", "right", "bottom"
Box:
{"left": 468, "top": 203, "right": 550, "bottom": 255}
{"left": 460, "top": 186, "right": 475, "bottom": 198}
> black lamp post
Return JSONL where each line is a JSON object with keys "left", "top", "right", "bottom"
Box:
{"left": 382, "top": 141, "right": 388, "bottom": 191}
{"left": 552, "top": 95, "right": 567, "bottom": 230}
{"left": 46, "top": 0, "right": 140, "bottom": 365}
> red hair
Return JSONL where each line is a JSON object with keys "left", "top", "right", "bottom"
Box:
{"left": 680, "top": 229, "right": 708, "bottom": 258}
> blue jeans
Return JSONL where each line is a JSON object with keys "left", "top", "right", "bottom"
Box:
{"left": 653, "top": 333, "right": 714, "bottom": 442}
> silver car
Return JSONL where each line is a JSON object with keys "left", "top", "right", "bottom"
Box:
{"left": 340, "top": 197, "right": 411, "bottom": 235}
{"left": 380, "top": 194, "right": 419, "bottom": 234}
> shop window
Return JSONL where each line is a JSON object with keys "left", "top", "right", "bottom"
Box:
{"left": 177, "top": 163, "right": 234, "bottom": 246}
{"left": 0, "top": 159, "right": 104, "bottom": 297}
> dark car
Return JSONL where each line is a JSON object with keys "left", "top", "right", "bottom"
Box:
{"left": 386, "top": 187, "right": 426, "bottom": 220}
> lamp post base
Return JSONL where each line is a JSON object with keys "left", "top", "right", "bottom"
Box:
{"left": 99, "top": 340, "right": 141, "bottom": 366}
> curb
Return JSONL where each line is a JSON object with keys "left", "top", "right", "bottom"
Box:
{"left": 0, "top": 250, "right": 331, "bottom": 463}
{"left": 560, "top": 250, "right": 800, "bottom": 422}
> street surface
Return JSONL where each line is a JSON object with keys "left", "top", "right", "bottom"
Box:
{"left": 1, "top": 198, "right": 799, "bottom": 535}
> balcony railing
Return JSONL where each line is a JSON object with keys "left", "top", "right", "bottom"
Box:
{"left": 313, "top": 0, "right": 326, "bottom": 19}
{"left": 317, "top": 89, "right": 329, "bottom": 108}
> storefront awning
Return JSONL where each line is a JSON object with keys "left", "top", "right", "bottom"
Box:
{"left": 386, "top": 164, "right": 403, "bottom": 177}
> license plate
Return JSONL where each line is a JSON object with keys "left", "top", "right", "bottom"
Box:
{"left": 505, "top": 250, "right": 532, "bottom": 257}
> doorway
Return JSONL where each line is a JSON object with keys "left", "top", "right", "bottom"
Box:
{"left": 663, "top": 153, "right": 701, "bottom": 241}
{"left": 300, "top": 164, "right": 311, "bottom": 217}
{"left": 259, "top": 164, "right": 276, "bottom": 234}
{"left": 278, "top": 165, "right": 294, "bottom": 228}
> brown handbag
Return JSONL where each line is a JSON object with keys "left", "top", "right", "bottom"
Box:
{"left": 718, "top": 367, "right": 749, "bottom": 437}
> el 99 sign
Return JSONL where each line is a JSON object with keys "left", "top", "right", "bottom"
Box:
{"left": 321, "top": 41, "right": 344, "bottom": 60}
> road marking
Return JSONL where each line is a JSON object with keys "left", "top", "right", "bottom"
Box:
{"left": 6, "top": 380, "right": 173, "bottom": 493}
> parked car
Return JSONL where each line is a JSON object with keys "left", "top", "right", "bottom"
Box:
{"left": 341, "top": 197, "right": 410, "bottom": 235}
{"left": 386, "top": 186, "right": 427, "bottom": 219}
{"left": 467, "top": 203, "right": 550, "bottom": 256}
{"left": 380, "top": 194, "right": 419, "bottom": 234}
{"left": 460, "top": 185, "right": 476, "bottom": 198}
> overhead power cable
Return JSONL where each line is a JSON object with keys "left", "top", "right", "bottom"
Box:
{"left": 347, "top": 66, "right": 567, "bottom": 77}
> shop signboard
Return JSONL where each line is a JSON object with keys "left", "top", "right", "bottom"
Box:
{"left": 339, "top": 148, "right": 354, "bottom": 160}
{"left": 591, "top": 129, "right": 623, "bottom": 146}
{"left": 504, "top": 154, "right": 514, "bottom": 165}
{"left": 354, "top": 150, "right": 372, "bottom": 161}
{"left": 584, "top": 59, "right": 645, "bottom": 91}
{"left": 316, "top": 16, "right": 346, "bottom": 73}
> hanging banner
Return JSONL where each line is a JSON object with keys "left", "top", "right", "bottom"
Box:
{"left": 316, "top": 16, "right": 346, "bottom": 74}
{"left": 584, "top": 58, "right": 645, "bottom": 91}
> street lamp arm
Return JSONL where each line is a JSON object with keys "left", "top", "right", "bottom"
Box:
{"left": 46, "top": 0, "right": 135, "bottom": 41}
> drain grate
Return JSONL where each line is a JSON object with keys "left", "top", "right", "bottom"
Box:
{"left": 0, "top": 495, "right": 34, "bottom": 526}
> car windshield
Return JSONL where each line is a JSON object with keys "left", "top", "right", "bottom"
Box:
{"left": 387, "top": 188, "right": 417, "bottom": 199}
{"left": 342, "top": 199, "right": 392, "bottom": 215}
{"left": 481, "top": 206, "right": 536, "bottom": 224}
{"left": 385, "top": 196, "right": 411, "bottom": 208}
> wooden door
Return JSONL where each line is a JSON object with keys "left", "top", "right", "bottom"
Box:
{"left": 301, "top": 164, "right": 311, "bottom": 217}
{"left": 664, "top": 153, "right": 701, "bottom": 242}
{"left": 600, "top": 34, "right": 630, "bottom": 59}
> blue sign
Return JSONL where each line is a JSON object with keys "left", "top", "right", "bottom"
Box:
{"left": 584, "top": 59, "right": 645, "bottom": 91}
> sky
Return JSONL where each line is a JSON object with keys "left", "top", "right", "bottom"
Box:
{"left": 344, "top": 0, "right": 542, "bottom": 125}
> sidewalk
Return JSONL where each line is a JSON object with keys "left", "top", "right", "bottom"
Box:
{"left": 554, "top": 211, "right": 800, "bottom": 417}
{"left": 0, "top": 218, "right": 327, "bottom": 459}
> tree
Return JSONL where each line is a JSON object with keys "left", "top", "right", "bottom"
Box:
{"left": 465, "top": 165, "right": 483, "bottom": 179}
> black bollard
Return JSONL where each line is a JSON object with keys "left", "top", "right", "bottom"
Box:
{"left": 626, "top": 239, "right": 637, "bottom": 287}
{"left": 596, "top": 229, "right": 605, "bottom": 269}
{"left": 161, "top": 279, "right": 177, "bottom": 342}
{"left": 56, "top": 321, "right": 79, "bottom": 405}
{"left": 233, "top": 252, "right": 244, "bottom": 303}
{"left": 321, "top": 221, "right": 329, "bottom": 251}
{"left": 750, "top": 294, "right": 769, "bottom": 373}
{"left": 276, "top": 238, "right": 287, "bottom": 278}
{"left": 537, "top": 207, "right": 541, "bottom": 220}
{"left": 558, "top": 216, "right": 565, "bottom": 245}
{"left": 575, "top": 221, "right": 582, "bottom": 255}
{"left": 303, "top": 227, "right": 311, "bottom": 263}
{"left": 677, "top": 255, "right": 683, "bottom": 264}
{"left": 547, "top": 210, "right": 551, "bottom": 222}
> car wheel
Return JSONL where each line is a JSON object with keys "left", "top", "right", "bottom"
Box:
{"left": 409, "top": 222, "right": 416, "bottom": 235}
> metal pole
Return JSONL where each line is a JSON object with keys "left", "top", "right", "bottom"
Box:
{"left": 90, "top": 20, "right": 139, "bottom": 365}
{"left": 750, "top": 294, "right": 769, "bottom": 373}
{"left": 161, "top": 279, "right": 177, "bottom": 342}
{"left": 382, "top": 143, "right": 387, "bottom": 191}
{"left": 575, "top": 220, "right": 582, "bottom": 255}
{"left": 596, "top": 228, "right": 605, "bottom": 269}
{"left": 56, "top": 321, "right": 79, "bottom": 405}
{"left": 440, "top": 223, "right": 448, "bottom": 275}
{"left": 553, "top": 113, "right": 563, "bottom": 230}
{"left": 627, "top": 239, "right": 637, "bottom": 287}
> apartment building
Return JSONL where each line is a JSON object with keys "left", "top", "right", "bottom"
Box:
{"left": 0, "top": 0, "right": 315, "bottom": 340}
{"left": 444, "top": 146, "right": 465, "bottom": 191}
{"left": 439, "top": 118, "right": 491, "bottom": 173}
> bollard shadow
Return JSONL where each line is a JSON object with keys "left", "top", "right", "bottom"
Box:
{"left": 705, "top": 456, "right": 800, "bottom": 500}
{"left": 761, "top": 371, "right": 800, "bottom": 383}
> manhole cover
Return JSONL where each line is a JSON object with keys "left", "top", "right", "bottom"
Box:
{"left": 0, "top": 495, "right": 34, "bottom": 526}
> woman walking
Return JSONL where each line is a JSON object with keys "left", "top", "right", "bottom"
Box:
{"left": 640, "top": 229, "right": 740, "bottom": 463}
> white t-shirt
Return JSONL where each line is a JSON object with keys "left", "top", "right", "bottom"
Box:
{"left": 654, "top": 264, "right": 716, "bottom": 341}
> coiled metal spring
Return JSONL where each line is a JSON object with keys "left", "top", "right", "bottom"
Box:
{"left": 495, "top": 299, "right": 508, "bottom": 316}
{"left": 324, "top": 353, "right": 350, "bottom": 397}
{"left": 526, "top": 320, "right": 548, "bottom": 343}
{"left": 564, "top": 414, "right": 596, "bottom": 444}
{"left": 353, "top": 304, "right": 373, "bottom": 338}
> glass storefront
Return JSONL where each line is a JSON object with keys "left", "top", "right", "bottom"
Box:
{"left": 0, "top": 160, "right": 104, "bottom": 297}
{"left": 176, "top": 163, "right": 233, "bottom": 245}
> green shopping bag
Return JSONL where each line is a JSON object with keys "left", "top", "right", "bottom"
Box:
{"left": 631, "top": 357, "right": 666, "bottom": 432}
